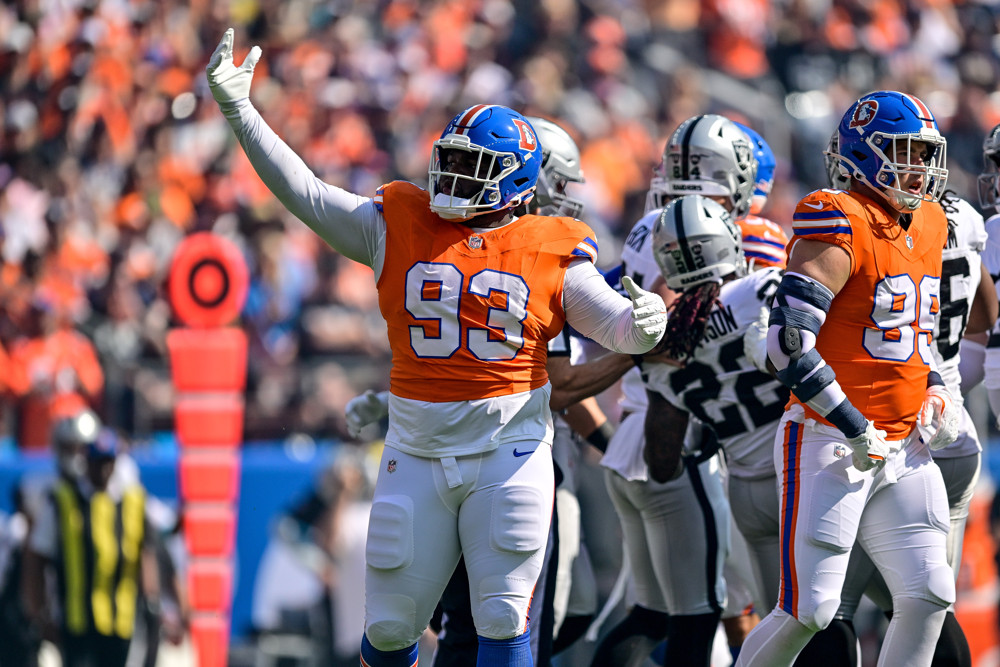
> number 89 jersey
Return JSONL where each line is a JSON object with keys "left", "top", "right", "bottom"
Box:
{"left": 643, "top": 267, "right": 790, "bottom": 480}
{"left": 790, "top": 188, "right": 948, "bottom": 440}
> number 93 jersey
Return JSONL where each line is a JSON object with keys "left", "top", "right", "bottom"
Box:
{"left": 933, "top": 193, "right": 987, "bottom": 389}
{"left": 790, "top": 188, "right": 948, "bottom": 440}
{"left": 643, "top": 267, "right": 790, "bottom": 479}
{"left": 376, "top": 180, "right": 597, "bottom": 401}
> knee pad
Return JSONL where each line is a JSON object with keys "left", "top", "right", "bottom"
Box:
{"left": 491, "top": 484, "right": 548, "bottom": 553}
{"left": 803, "top": 596, "right": 841, "bottom": 633}
{"left": 797, "top": 565, "right": 846, "bottom": 632}
{"left": 475, "top": 575, "right": 531, "bottom": 639}
{"left": 366, "top": 496, "right": 414, "bottom": 570}
{"left": 476, "top": 597, "right": 523, "bottom": 639}
{"left": 923, "top": 562, "right": 957, "bottom": 608}
{"left": 365, "top": 593, "right": 420, "bottom": 650}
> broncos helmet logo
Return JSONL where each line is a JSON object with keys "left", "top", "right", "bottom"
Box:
{"left": 849, "top": 100, "right": 879, "bottom": 130}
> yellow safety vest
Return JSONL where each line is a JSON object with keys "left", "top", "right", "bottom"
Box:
{"left": 53, "top": 480, "right": 146, "bottom": 639}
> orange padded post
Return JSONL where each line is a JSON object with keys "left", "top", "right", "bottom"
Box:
{"left": 189, "top": 614, "right": 229, "bottom": 667}
{"left": 179, "top": 452, "right": 240, "bottom": 503}
{"left": 183, "top": 505, "right": 236, "bottom": 558}
{"left": 187, "top": 561, "right": 234, "bottom": 612}
{"left": 168, "top": 233, "right": 249, "bottom": 667}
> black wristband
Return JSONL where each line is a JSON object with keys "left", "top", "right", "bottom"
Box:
{"left": 585, "top": 420, "right": 615, "bottom": 453}
{"left": 631, "top": 354, "right": 644, "bottom": 368}
{"left": 927, "top": 370, "right": 945, "bottom": 388}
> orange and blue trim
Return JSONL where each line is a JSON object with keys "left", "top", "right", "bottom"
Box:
{"left": 793, "top": 210, "right": 852, "bottom": 236}
{"left": 571, "top": 236, "right": 599, "bottom": 263}
{"left": 779, "top": 419, "right": 802, "bottom": 617}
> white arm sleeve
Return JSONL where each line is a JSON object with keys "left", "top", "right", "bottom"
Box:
{"left": 563, "top": 260, "right": 650, "bottom": 354}
{"left": 219, "top": 99, "right": 385, "bottom": 270}
{"left": 958, "top": 338, "right": 985, "bottom": 394}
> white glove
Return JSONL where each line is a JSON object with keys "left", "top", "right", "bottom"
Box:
{"left": 206, "top": 28, "right": 262, "bottom": 105}
{"left": 918, "top": 385, "right": 960, "bottom": 450}
{"left": 622, "top": 275, "right": 666, "bottom": 351}
{"left": 846, "top": 420, "right": 890, "bottom": 472}
{"left": 345, "top": 390, "right": 389, "bottom": 439}
{"left": 743, "top": 306, "right": 770, "bottom": 373}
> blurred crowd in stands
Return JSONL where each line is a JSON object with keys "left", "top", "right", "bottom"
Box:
{"left": 1, "top": 0, "right": 1000, "bottom": 445}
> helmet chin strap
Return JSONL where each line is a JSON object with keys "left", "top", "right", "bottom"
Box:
{"left": 430, "top": 192, "right": 525, "bottom": 222}
{"left": 879, "top": 186, "right": 923, "bottom": 213}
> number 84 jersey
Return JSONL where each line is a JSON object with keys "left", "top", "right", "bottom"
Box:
{"left": 644, "top": 267, "right": 790, "bottom": 480}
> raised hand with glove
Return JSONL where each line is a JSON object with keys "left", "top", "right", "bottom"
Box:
{"left": 917, "top": 384, "right": 960, "bottom": 450}
{"left": 622, "top": 275, "right": 667, "bottom": 351}
{"left": 345, "top": 390, "right": 389, "bottom": 439}
{"left": 206, "top": 28, "right": 261, "bottom": 105}
{"left": 846, "top": 419, "right": 890, "bottom": 472}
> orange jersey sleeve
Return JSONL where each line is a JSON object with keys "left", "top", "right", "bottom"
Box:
{"left": 375, "top": 181, "right": 598, "bottom": 402}
{"left": 789, "top": 189, "right": 947, "bottom": 439}
{"left": 739, "top": 214, "right": 789, "bottom": 269}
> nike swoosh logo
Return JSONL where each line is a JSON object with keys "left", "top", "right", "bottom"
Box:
{"left": 513, "top": 448, "right": 535, "bottom": 457}
{"left": 803, "top": 202, "right": 825, "bottom": 210}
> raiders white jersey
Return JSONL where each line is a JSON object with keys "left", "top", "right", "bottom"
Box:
{"left": 643, "top": 267, "right": 788, "bottom": 479}
{"left": 926, "top": 195, "right": 987, "bottom": 459}
{"left": 932, "top": 194, "right": 987, "bottom": 389}
{"left": 617, "top": 209, "right": 664, "bottom": 413}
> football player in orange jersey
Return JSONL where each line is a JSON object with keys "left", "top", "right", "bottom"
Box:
{"left": 793, "top": 132, "right": 1000, "bottom": 667}
{"left": 345, "top": 116, "right": 609, "bottom": 666}
{"left": 736, "top": 91, "right": 960, "bottom": 666}
{"left": 207, "top": 30, "right": 667, "bottom": 667}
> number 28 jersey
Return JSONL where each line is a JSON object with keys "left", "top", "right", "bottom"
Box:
{"left": 644, "top": 267, "right": 789, "bottom": 479}
{"left": 789, "top": 188, "right": 948, "bottom": 440}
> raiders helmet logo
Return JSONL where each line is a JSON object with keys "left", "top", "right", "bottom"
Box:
{"left": 849, "top": 100, "right": 879, "bottom": 129}
{"left": 733, "top": 140, "right": 753, "bottom": 169}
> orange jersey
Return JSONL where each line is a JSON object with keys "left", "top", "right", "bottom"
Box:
{"left": 789, "top": 189, "right": 947, "bottom": 439}
{"left": 375, "top": 181, "right": 598, "bottom": 402}
{"left": 739, "top": 214, "right": 789, "bottom": 269}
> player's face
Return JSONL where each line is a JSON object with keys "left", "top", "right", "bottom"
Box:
{"left": 892, "top": 139, "right": 933, "bottom": 194}
{"left": 437, "top": 148, "right": 496, "bottom": 199}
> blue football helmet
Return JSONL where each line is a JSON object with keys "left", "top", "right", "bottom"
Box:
{"left": 733, "top": 122, "right": 775, "bottom": 215}
{"left": 977, "top": 123, "right": 1000, "bottom": 212}
{"left": 833, "top": 91, "right": 948, "bottom": 212}
{"left": 428, "top": 105, "right": 542, "bottom": 220}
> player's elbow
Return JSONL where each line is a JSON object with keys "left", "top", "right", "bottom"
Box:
{"left": 548, "top": 390, "right": 574, "bottom": 413}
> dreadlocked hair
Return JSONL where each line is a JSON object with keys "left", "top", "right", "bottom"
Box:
{"left": 662, "top": 281, "right": 723, "bottom": 362}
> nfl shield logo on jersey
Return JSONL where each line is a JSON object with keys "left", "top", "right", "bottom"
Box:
{"left": 387, "top": 459, "right": 397, "bottom": 473}
{"left": 834, "top": 444, "right": 848, "bottom": 459}
{"left": 468, "top": 235, "right": 483, "bottom": 249}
